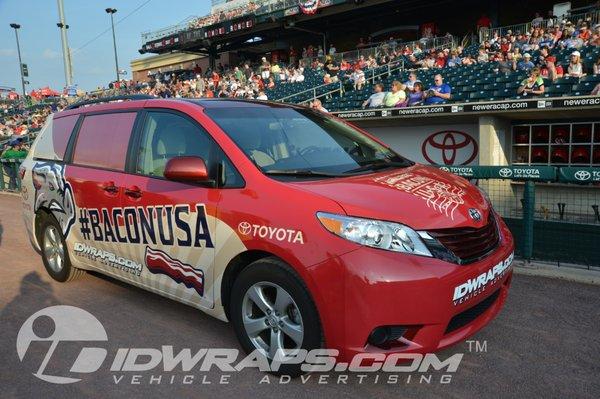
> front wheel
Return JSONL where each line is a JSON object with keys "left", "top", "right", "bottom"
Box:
{"left": 230, "top": 257, "right": 322, "bottom": 376}
{"left": 39, "top": 214, "right": 85, "bottom": 282}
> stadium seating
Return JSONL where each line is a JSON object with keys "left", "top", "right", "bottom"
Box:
{"left": 313, "top": 44, "right": 600, "bottom": 112}
{"left": 257, "top": 39, "right": 599, "bottom": 112}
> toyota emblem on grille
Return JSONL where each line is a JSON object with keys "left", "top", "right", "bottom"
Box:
{"left": 469, "top": 208, "right": 482, "bottom": 221}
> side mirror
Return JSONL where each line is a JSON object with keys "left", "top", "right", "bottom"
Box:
{"left": 164, "top": 156, "right": 212, "bottom": 184}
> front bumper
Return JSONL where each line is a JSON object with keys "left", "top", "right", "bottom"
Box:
{"left": 307, "top": 215, "right": 514, "bottom": 362}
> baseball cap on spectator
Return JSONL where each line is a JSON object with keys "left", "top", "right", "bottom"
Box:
{"left": 571, "top": 51, "right": 581, "bottom": 57}
{"left": 524, "top": 53, "right": 532, "bottom": 58}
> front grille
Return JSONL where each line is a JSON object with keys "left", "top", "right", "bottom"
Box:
{"left": 428, "top": 213, "right": 499, "bottom": 263}
{"left": 445, "top": 289, "right": 500, "bottom": 334}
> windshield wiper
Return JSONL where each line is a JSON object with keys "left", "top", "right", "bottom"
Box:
{"left": 343, "top": 159, "right": 412, "bottom": 174}
{"left": 264, "top": 169, "right": 343, "bottom": 178}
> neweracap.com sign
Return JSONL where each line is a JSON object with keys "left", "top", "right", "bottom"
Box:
{"left": 334, "top": 96, "right": 600, "bottom": 120}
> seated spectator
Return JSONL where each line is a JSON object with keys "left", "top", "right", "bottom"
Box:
{"left": 477, "top": 47, "right": 489, "bottom": 63}
{"left": 362, "top": 84, "right": 386, "bottom": 108}
{"left": 497, "top": 53, "right": 516, "bottom": 74}
{"left": 256, "top": 91, "right": 268, "bottom": 100}
{"left": 500, "top": 37, "right": 512, "bottom": 53}
{"left": 591, "top": 82, "right": 600, "bottom": 96}
{"left": 540, "top": 56, "right": 563, "bottom": 81}
{"left": 536, "top": 47, "right": 550, "bottom": 66}
{"left": 324, "top": 57, "right": 340, "bottom": 81}
{"left": 310, "top": 99, "right": 328, "bottom": 113}
{"left": 567, "top": 51, "right": 586, "bottom": 77}
{"left": 594, "top": 57, "right": 600, "bottom": 75}
{"left": 578, "top": 23, "right": 591, "bottom": 43}
{"left": 350, "top": 67, "right": 366, "bottom": 91}
{"left": 340, "top": 59, "right": 351, "bottom": 71}
{"left": 517, "top": 53, "right": 535, "bottom": 71}
{"left": 267, "top": 77, "right": 275, "bottom": 89}
{"left": 446, "top": 50, "right": 462, "bottom": 68}
{"left": 271, "top": 63, "right": 281, "bottom": 81}
{"left": 517, "top": 67, "right": 545, "bottom": 96}
{"left": 383, "top": 81, "right": 407, "bottom": 107}
{"left": 290, "top": 68, "right": 305, "bottom": 83}
{"left": 323, "top": 74, "right": 333, "bottom": 84}
{"left": 407, "top": 82, "right": 425, "bottom": 106}
{"left": 461, "top": 55, "right": 476, "bottom": 66}
{"left": 260, "top": 57, "right": 271, "bottom": 80}
{"left": 435, "top": 51, "right": 447, "bottom": 68}
{"left": 424, "top": 74, "right": 452, "bottom": 105}
{"left": 404, "top": 72, "right": 421, "bottom": 91}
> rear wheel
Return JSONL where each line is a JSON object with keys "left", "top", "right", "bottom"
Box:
{"left": 39, "top": 214, "right": 84, "bottom": 282}
{"left": 230, "top": 257, "right": 322, "bottom": 376}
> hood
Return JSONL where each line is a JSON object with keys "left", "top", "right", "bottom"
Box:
{"left": 290, "top": 164, "right": 490, "bottom": 230}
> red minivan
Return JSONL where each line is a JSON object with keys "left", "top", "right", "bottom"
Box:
{"left": 21, "top": 96, "right": 513, "bottom": 374}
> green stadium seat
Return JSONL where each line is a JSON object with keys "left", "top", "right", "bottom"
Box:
{"left": 581, "top": 75, "right": 600, "bottom": 83}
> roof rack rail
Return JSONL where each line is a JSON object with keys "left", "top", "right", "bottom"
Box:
{"left": 65, "top": 94, "right": 155, "bottom": 110}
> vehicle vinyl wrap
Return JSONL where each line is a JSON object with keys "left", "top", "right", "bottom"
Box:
{"left": 20, "top": 117, "right": 246, "bottom": 319}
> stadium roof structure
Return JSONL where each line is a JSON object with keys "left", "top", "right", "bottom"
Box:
{"left": 139, "top": 0, "right": 405, "bottom": 56}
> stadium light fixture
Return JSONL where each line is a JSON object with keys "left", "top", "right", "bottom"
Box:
{"left": 105, "top": 8, "right": 120, "bottom": 82}
{"left": 9, "top": 23, "right": 26, "bottom": 97}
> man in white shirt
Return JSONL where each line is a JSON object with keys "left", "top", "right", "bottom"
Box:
{"left": 362, "top": 84, "right": 386, "bottom": 108}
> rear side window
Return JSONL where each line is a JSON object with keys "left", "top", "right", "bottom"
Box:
{"left": 72, "top": 112, "right": 137, "bottom": 170}
{"left": 52, "top": 115, "right": 79, "bottom": 159}
{"left": 31, "top": 114, "right": 78, "bottom": 161}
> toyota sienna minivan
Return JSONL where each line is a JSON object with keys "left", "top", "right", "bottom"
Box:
{"left": 21, "top": 96, "right": 514, "bottom": 374}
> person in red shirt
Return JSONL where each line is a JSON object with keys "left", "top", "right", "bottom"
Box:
{"left": 211, "top": 71, "right": 220, "bottom": 88}
{"left": 340, "top": 59, "right": 351, "bottom": 71}
{"left": 477, "top": 13, "right": 492, "bottom": 30}
{"left": 578, "top": 24, "right": 591, "bottom": 42}
{"left": 434, "top": 51, "right": 446, "bottom": 68}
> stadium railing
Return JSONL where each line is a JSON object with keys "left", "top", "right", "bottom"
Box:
{"left": 276, "top": 59, "right": 406, "bottom": 104}
{"left": 140, "top": 15, "right": 197, "bottom": 43}
{"left": 300, "top": 36, "right": 456, "bottom": 69}
{"left": 479, "top": 8, "right": 600, "bottom": 43}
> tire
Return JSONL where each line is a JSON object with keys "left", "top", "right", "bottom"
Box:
{"left": 230, "top": 257, "right": 322, "bottom": 376}
{"left": 39, "top": 213, "right": 85, "bottom": 282}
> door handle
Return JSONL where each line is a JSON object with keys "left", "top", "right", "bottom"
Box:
{"left": 124, "top": 185, "right": 142, "bottom": 199}
{"left": 101, "top": 181, "right": 119, "bottom": 195}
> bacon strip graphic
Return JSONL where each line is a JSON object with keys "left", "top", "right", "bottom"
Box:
{"left": 145, "top": 247, "right": 204, "bottom": 296}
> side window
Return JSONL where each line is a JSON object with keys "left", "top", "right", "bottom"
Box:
{"left": 72, "top": 112, "right": 137, "bottom": 170}
{"left": 52, "top": 115, "right": 79, "bottom": 160}
{"left": 136, "top": 111, "right": 244, "bottom": 187}
{"left": 136, "top": 112, "right": 213, "bottom": 178}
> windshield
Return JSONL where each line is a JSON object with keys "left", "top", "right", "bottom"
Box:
{"left": 204, "top": 106, "right": 412, "bottom": 177}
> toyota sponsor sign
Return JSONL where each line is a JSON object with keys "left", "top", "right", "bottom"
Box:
{"left": 559, "top": 167, "right": 600, "bottom": 184}
{"left": 434, "top": 165, "right": 557, "bottom": 181}
{"left": 367, "top": 124, "right": 479, "bottom": 166}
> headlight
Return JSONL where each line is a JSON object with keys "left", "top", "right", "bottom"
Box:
{"left": 317, "top": 212, "right": 432, "bottom": 256}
